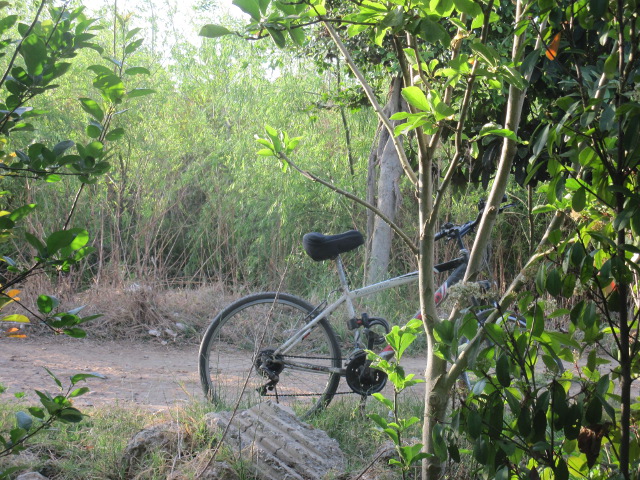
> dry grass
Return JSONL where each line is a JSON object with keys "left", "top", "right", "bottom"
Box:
{"left": 5, "top": 275, "right": 243, "bottom": 342}
{"left": 73, "top": 283, "right": 237, "bottom": 340}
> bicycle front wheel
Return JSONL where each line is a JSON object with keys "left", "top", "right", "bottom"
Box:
{"left": 198, "top": 292, "right": 342, "bottom": 418}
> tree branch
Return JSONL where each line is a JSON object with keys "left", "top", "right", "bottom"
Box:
{"left": 444, "top": 210, "right": 566, "bottom": 388}
{"left": 277, "top": 151, "right": 418, "bottom": 254}
{"left": 321, "top": 21, "right": 418, "bottom": 186}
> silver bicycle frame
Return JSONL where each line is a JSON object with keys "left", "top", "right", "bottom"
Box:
{"left": 275, "top": 255, "right": 420, "bottom": 356}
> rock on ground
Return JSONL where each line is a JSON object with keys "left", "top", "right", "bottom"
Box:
{"left": 121, "top": 421, "right": 187, "bottom": 476}
{"left": 15, "top": 473, "right": 49, "bottom": 480}
{"left": 206, "top": 401, "right": 346, "bottom": 480}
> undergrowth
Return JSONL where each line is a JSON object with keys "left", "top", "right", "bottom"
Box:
{"left": 0, "top": 393, "right": 428, "bottom": 479}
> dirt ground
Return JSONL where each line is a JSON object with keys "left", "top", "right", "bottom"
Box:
{"left": 2, "top": 335, "right": 632, "bottom": 412}
{"left": 0, "top": 336, "right": 204, "bottom": 411}
{"left": 0, "top": 336, "right": 429, "bottom": 411}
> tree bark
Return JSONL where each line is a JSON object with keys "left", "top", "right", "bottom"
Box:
{"left": 365, "top": 76, "right": 406, "bottom": 284}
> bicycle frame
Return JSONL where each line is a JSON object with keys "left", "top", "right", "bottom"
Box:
{"left": 275, "top": 252, "right": 468, "bottom": 367}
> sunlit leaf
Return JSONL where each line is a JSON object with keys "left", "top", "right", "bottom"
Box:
{"left": 1, "top": 314, "right": 29, "bottom": 323}
{"left": 233, "top": 0, "right": 261, "bottom": 20}
{"left": 79, "top": 98, "right": 104, "bottom": 122}
{"left": 127, "top": 88, "right": 155, "bottom": 99}
{"left": 402, "top": 86, "right": 430, "bottom": 111}
{"left": 199, "top": 24, "right": 233, "bottom": 38}
{"left": 124, "top": 38, "right": 143, "bottom": 55}
{"left": 19, "top": 34, "right": 47, "bottom": 76}
{"left": 93, "top": 73, "right": 125, "bottom": 103}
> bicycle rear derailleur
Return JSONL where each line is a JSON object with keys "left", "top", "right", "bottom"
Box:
{"left": 254, "top": 349, "right": 284, "bottom": 395}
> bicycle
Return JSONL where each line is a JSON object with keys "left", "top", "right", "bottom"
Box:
{"left": 198, "top": 199, "right": 516, "bottom": 418}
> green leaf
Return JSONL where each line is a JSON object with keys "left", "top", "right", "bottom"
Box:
{"left": 63, "top": 327, "right": 87, "bottom": 338}
{"left": 233, "top": 0, "right": 261, "bottom": 20}
{"left": 467, "top": 410, "right": 482, "bottom": 439}
{"left": 288, "top": 27, "right": 305, "bottom": 46}
{"left": 0, "top": 14, "right": 17, "bottom": 36}
{"left": 535, "top": 263, "right": 546, "bottom": 294}
{"left": 452, "top": 0, "right": 482, "bottom": 16}
{"left": 603, "top": 53, "right": 618, "bottom": 79}
{"left": 15, "top": 411, "right": 32, "bottom": 431}
{"left": 418, "top": 17, "right": 450, "bottom": 46}
{"left": 79, "top": 98, "right": 104, "bottom": 122}
{"left": 44, "top": 368, "right": 62, "bottom": 389}
{"left": 369, "top": 413, "right": 388, "bottom": 429}
{"left": 572, "top": 187, "right": 586, "bottom": 212}
{"left": 19, "top": 34, "right": 47, "bottom": 76}
{"left": 473, "top": 435, "right": 489, "bottom": 464}
{"left": 266, "top": 27, "right": 286, "bottom": 48}
{"left": 470, "top": 42, "right": 499, "bottom": 67}
{"left": 585, "top": 398, "right": 602, "bottom": 424}
{"left": 93, "top": 73, "right": 126, "bottom": 103}
{"left": 430, "top": 0, "right": 454, "bottom": 16}
{"left": 554, "top": 458, "right": 569, "bottom": 480}
{"left": 125, "top": 66, "right": 151, "bottom": 75}
{"left": 105, "top": 128, "right": 125, "bottom": 141}
{"left": 613, "top": 205, "right": 637, "bottom": 231}
{"left": 432, "top": 424, "right": 448, "bottom": 461}
{"left": 546, "top": 268, "right": 562, "bottom": 296}
{"left": 127, "top": 88, "right": 155, "bottom": 99}
{"left": 124, "top": 38, "right": 144, "bottom": 55}
{"left": 479, "top": 127, "right": 518, "bottom": 142}
{"left": 381, "top": 8, "right": 404, "bottom": 28}
{"left": 87, "top": 64, "right": 112, "bottom": 76}
{"left": 496, "top": 355, "right": 511, "bottom": 387}
{"left": 57, "top": 407, "right": 84, "bottom": 423}
{"left": 86, "top": 124, "right": 101, "bottom": 138}
{"left": 372, "top": 392, "right": 393, "bottom": 410}
{"left": 69, "top": 228, "right": 89, "bottom": 250}
{"left": 125, "top": 27, "right": 143, "bottom": 41}
{"left": 520, "top": 48, "right": 540, "bottom": 79}
{"left": 25, "top": 232, "right": 45, "bottom": 254}
{"left": 402, "top": 86, "right": 429, "bottom": 111}
{"left": 37, "top": 295, "right": 59, "bottom": 314}
{"left": 53, "top": 140, "right": 74, "bottom": 156}
{"left": 46, "top": 230, "right": 75, "bottom": 254}
{"left": 69, "top": 386, "right": 89, "bottom": 398}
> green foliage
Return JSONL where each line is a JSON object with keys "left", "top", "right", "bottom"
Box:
{"left": 0, "top": 368, "right": 95, "bottom": 476}
{"left": 0, "top": 2, "right": 153, "bottom": 468}
{"left": 0, "top": 4, "right": 153, "bottom": 337}
{"left": 368, "top": 318, "right": 428, "bottom": 478}
{"left": 219, "top": 0, "right": 640, "bottom": 478}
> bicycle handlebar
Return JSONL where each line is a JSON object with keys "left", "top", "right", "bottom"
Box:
{"left": 435, "top": 199, "right": 516, "bottom": 242}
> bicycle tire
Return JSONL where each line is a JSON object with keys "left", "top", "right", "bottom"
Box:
{"left": 198, "top": 292, "right": 342, "bottom": 418}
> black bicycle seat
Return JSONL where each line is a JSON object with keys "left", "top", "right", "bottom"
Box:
{"left": 302, "top": 230, "right": 364, "bottom": 261}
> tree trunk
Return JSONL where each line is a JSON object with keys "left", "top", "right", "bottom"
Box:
{"left": 365, "top": 76, "right": 406, "bottom": 284}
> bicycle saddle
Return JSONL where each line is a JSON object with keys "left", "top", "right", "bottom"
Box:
{"left": 302, "top": 230, "right": 364, "bottom": 261}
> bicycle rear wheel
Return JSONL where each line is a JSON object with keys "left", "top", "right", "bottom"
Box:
{"left": 198, "top": 292, "right": 342, "bottom": 418}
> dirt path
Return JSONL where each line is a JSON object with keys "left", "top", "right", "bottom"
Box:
{"left": 0, "top": 336, "right": 429, "bottom": 410}
{"left": 5, "top": 336, "right": 627, "bottom": 412}
{"left": 0, "top": 336, "right": 204, "bottom": 411}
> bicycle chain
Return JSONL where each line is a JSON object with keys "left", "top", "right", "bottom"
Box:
{"left": 259, "top": 353, "right": 353, "bottom": 397}
{"left": 279, "top": 353, "right": 342, "bottom": 361}
{"left": 258, "top": 351, "right": 392, "bottom": 397}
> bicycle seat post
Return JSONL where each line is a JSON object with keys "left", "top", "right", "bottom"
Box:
{"left": 334, "top": 255, "right": 357, "bottom": 320}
